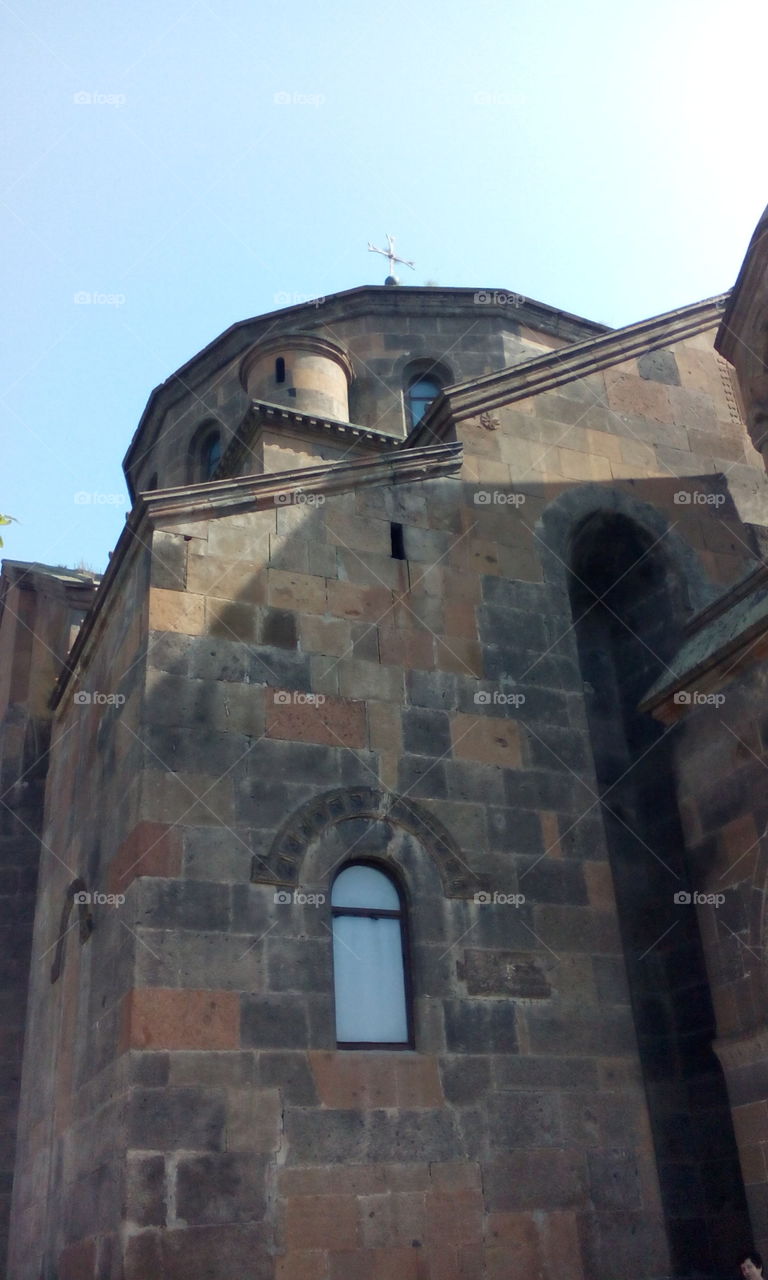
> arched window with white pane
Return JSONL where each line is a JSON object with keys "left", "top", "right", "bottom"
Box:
{"left": 331, "top": 862, "right": 413, "bottom": 1048}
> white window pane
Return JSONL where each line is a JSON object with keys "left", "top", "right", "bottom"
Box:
{"left": 331, "top": 865, "right": 400, "bottom": 911}
{"left": 333, "top": 915, "right": 408, "bottom": 1042}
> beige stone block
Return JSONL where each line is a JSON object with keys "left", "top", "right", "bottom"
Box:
{"left": 269, "top": 534, "right": 310, "bottom": 573}
{"left": 148, "top": 587, "right": 206, "bottom": 635}
{"left": 451, "top": 713, "right": 522, "bottom": 767}
{"left": 325, "top": 509, "right": 392, "bottom": 555}
{"left": 497, "top": 543, "right": 542, "bottom": 582}
{"left": 436, "top": 637, "right": 483, "bottom": 679}
{"left": 207, "top": 521, "right": 272, "bottom": 557}
{"left": 338, "top": 658, "right": 403, "bottom": 703}
{"left": 268, "top": 569, "right": 327, "bottom": 614}
{"left": 299, "top": 614, "right": 352, "bottom": 658}
{"left": 327, "top": 580, "right": 395, "bottom": 624}
{"left": 336, "top": 549, "right": 407, "bottom": 591}
{"left": 368, "top": 701, "right": 402, "bottom": 755}
{"left": 457, "top": 421, "right": 503, "bottom": 458}
{"left": 667, "top": 385, "right": 719, "bottom": 432}
{"left": 556, "top": 448, "right": 612, "bottom": 482}
{"left": 584, "top": 428, "right": 624, "bottom": 463}
{"left": 619, "top": 438, "right": 658, "bottom": 471}
{"left": 462, "top": 455, "right": 512, "bottom": 487}
{"left": 185, "top": 552, "right": 267, "bottom": 599}
{"left": 604, "top": 368, "right": 672, "bottom": 422}
{"left": 378, "top": 627, "right": 434, "bottom": 671}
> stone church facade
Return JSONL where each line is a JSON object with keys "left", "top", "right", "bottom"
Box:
{"left": 4, "top": 212, "right": 768, "bottom": 1278}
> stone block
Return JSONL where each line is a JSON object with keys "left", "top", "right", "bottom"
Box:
{"left": 160, "top": 1224, "right": 271, "bottom": 1279}
{"left": 483, "top": 1149, "right": 586, "bottom": 1211}
{"left": 226, "top": 1087, "right": 282, "bottom": 1152}
{"left": 268, "top": 569, "right": 327, "bottom": 615}
{"left": 126, "top": 1153, "right": 165, "bottom": 1227}
{"left": 150, "top": 531, "right": 187, "bottom": 590}
{"left": 108, "top": 822, "right": 183, "bottom": 894}
{"left": 327, "top": 580, "right": 394, "bottom": 624}
{"left": 134, "top": 878, "right": 231, "bottom": 932}
{"left": 186, "top": 551, "right": 268, "bottom": 599}
{"left": 257, "top": 1052, "right": 318, "bottom": 1104}
{"left": 205, "top": 598, "right": 257, "bottom": 643}
{"left": 121, "top": 988, "right": 240, "bottom": 1051}
{"left": 127, "top": 1087, "right": 226, "bottom": 1151}
{"left": 337, "top": 659, "right": 403, "bottom": 702}
{"left": 451, "top": 713, "right": 522, "bottom": 768}
{"left": 443, "top": 1000, "right": 517, "bottom": 1053}
{"left": 241, "top": 995, "right": 310, "bottom": 1049}
{"left": 266, "top": 691, "right": 366, "bottom": 748}
{"left": 148, "top": 587, "right": 206, "bottom": 635}
{"left": 176, "top": 1152, "right": 267, "bottom": 1224}
{"left": 402, "top": 707, "right": 452, "bottom": 757}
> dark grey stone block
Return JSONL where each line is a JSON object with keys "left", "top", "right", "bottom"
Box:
{"left": 176, "top": 1153, "right": 267, "bottom": 1224}
{"left": 443, "top": 999, "right": 517, "bottom": 1053}
{"left": 259, "top": 608, "right": 297, "bottom": 650}
{"left": 637, "top": 349, "right": 681, "bottom": 385}
{"left": 402, "top": 707, "right": 452, "bottom": 757}
{"left": 135, "top": 879, "right": 231, "bottom": 932}
{"left": 241, "top": 995, "right": 309, "bottom": 1049}
{"left": 128, "top": 1088, "right": 226, "bottom": 1151}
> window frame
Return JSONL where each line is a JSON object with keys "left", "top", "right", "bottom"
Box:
{"left": 331, "top": 858, "right": 415, "bottom": 1050}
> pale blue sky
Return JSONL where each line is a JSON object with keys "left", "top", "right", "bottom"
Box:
{"left": 2, "top": 0, "right": 766, "bottom": 570}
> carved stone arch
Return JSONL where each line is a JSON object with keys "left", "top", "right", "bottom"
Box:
{"left": 50, "top": 877, "right": 93, "bottom": 983}
{"left": 252, "top": 787, "right": 480, "bottom": 898}
{"left": 536, "top": 481, "right": 720, "bottom": 620}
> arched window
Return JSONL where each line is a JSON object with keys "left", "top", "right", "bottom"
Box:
{"left": 200, "top": 430, "right": 222, "bottom": 480}
{"left": 331, "top": 862, "right": 412, "bottom": 1048}
{"left": 406, "top": 375, "right": 441, "bottom": 428}
{"left": 275, "top": 356, "right": 286, "bottom": 384}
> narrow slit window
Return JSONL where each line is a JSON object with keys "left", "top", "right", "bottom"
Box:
{"left": 390, "top": 522, "right": 406, "bottom": 560}
{"left": 275, "top": 357, "right": 286, "bottom": 384}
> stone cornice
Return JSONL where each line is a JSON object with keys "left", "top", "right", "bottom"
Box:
{"left": 713, "top": 1023, "right": 768, "bottom": 1074}
{"left": 217, "top": 400, "right": 398, "bottom": 479}
{"left": 407, "top": 295, "right": 729, "bottom": 446}
{"left": 716, "top": 205, "right": 768, "bottom": 366}
{"left": 50, "top": 442, "right": 463, "bottom": 708}
{"left": 146, "top": 441, "right": 462, "bottom": 521}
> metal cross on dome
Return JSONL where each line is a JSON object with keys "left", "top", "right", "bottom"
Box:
{"left": 368, "top": 233, "right": 415, "bottom": 282}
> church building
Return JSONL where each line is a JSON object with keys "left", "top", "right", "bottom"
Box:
{"left": 4, "top": 212, "right": 768, "bottom": 1278}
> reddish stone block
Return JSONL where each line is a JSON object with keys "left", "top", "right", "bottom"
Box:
{"left": 108, "top": 821, "right": 183, "bottom": 894}
{"left": 451, "top": 713, "right": 522, "bottom": 768}
{"left": 58, "top": 1238, "right": 97, "bottom": 1280}
{"left": 429, "top": 1162, "right": 481, "bottom": 1192}
{"left": 327, "top": 580, "right": 394, "bottom": 624}
{"left": 358, "top": 1191, "right": 426, "bottom": 1247}
{"left": 283, "top": 1194, "right": 360, "bottom": 1251}
{"left": 124, "top": 1230, "right": 163, "bottom": 1280}
{"left": 120, "top": 987, "right": 239, "bottom": 1051}
{"left": 328, "top": 1247, "right": 424, "bottom": 1280}
{"left": 266, "top": 692, "right": 366, "bottom": 749}
{"left": 395, "top": 1055, "right": 444, "bottom": 1108}
{"left": 425, "top": 1190, "right": 483, "bottom": 1247}
{"left": 308, "top": 1051, "right": 398, "bottom": 1108}
{"left": 276, "top": 1251, "right": 330, "bottom": 1279}
{"left": 539, "top": 1210, "right": 582, "bottom": 1280}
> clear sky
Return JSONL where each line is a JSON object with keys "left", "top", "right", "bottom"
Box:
{"left": 2, "top": 0, "right": 767, "bottom": 571}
